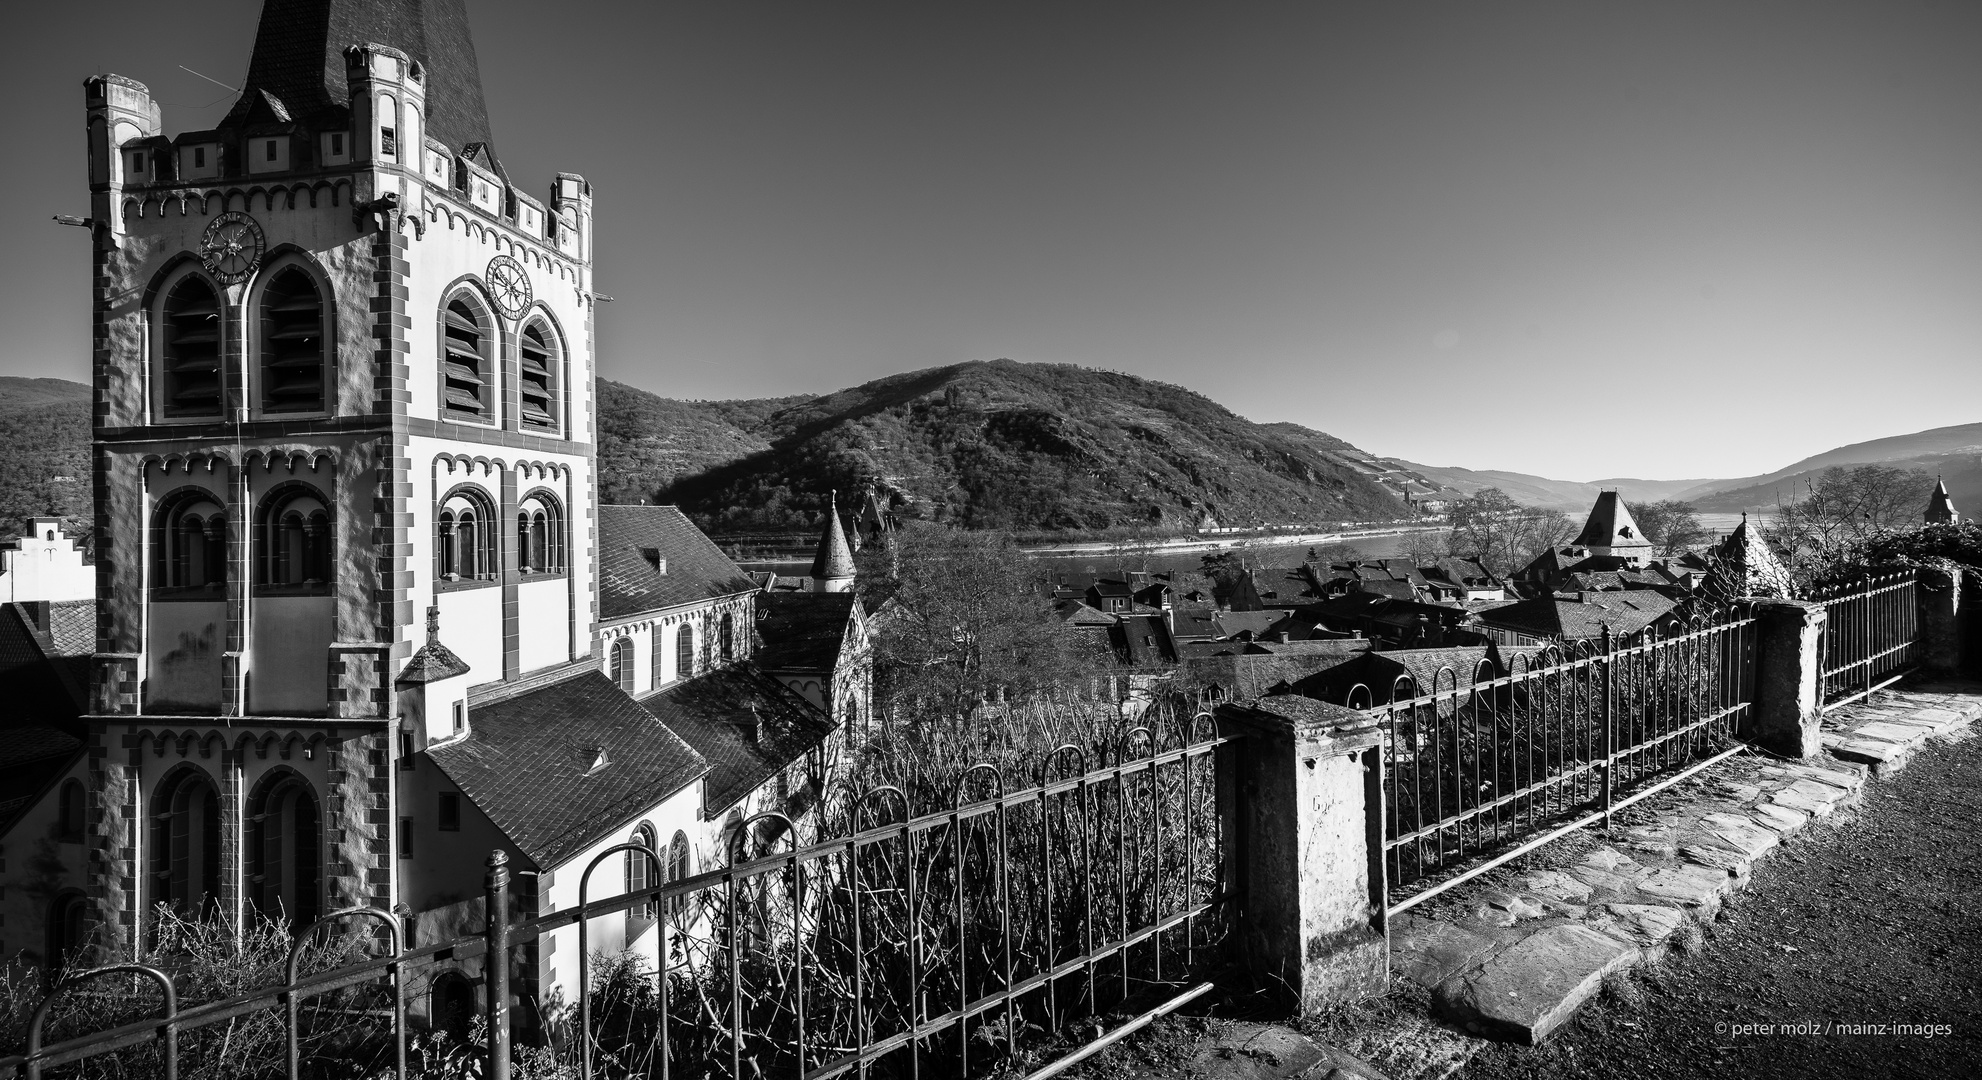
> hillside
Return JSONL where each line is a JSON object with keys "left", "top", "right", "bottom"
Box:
{"left": 0, "top": 377, "right": 92, "bottom": 539}
{"left": 1671, "top": 422, "right": 1982, "bottom": 513}
{"left": 1390, "top": 462, "right": 1719, "bottom": 511}
{"left": 645, "top": 360, "right": 1412, "bottom": 534}
{"left": 595, "top": 380, "right": 812, "bottom": 504}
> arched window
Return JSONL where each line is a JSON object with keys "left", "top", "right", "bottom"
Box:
{"left": 676, "top": 624, "right": 695, "bottom": 681}
{"left": 627, "top": 822, "right": 658, "bottom": 933}
{"left": 256, "top": 486, "right": 331, "bottom": 590}
{"left": 246, "top": 771, "right": 321, "bottom": 927}
{"left": 160, "top": 274, "right": 223, "bottom": 418}
{"left": 437, "top": 486, "right": 497, "bottom": 585}
{"left": 518, "top": 319, "right": 559, "bottom": 431}
{"left": 431, "top": 972, "right": 475, "bottom": 1038}
{"left": 259, "top": 265, "right": 327, "bottom": 413}
{"left": 441, "top": 294, "right": 492, "bottom": 423}
{"left": 153, "top": 491, "right": 227, "bottom": 592}
{"left": 516, "top": 491, "right": 565, "bottom": 575}
{"left": 610, "top": 637, "right": 633, "bottom": 693}
{"left": 46, "top": 892, "right": 89, "bottom": 970}
{"left": 57, "top": 779, "right": 85, "bottom": 843}
{"left": 666, "top": 830, "right": 691, "bottom": 917}
{"left": 719, "top": 612, "right": 736, "bottom": 663}
{"left": 149, "top": 767, "right": 221, "bottom": 919}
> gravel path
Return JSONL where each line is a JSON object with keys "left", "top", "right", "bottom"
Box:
{"left": 1455, "top": 730, "right": 1982, "bottom": 1079}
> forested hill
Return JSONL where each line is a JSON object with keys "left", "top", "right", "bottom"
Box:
{"left": 0, "top": 378, "right": 91, "bottom": 540}
{"left": 638, "top": 359, "right": 1412, "bottom": 534}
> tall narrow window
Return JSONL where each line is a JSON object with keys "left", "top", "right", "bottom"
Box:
{"left": 628, "top": 822, "right": 658, "bottom": 932}
{"left": 651, "top": 627, "right": 666, "bottom": 690}
{"left": 149, "top": 768, "right": 222, "bottom": 919}
{"left": 518, "top": 321, "right": 558, "bottom": 431}
{"left": 610, "top": 637, "right": 633, "bottom": 693}
{"left": 161, "top": 276, "right": 223, "bottom": 417}
{"left": 676, "top": 624, "right": 695, "bottom": 681}
{"left": 260, "top": 267, "right": 326, "bottom": 413}
{"left": 441, "top": 296, "right": 491, "bottom": 423}
{"left": 666, "top": 830, "right": 692, "bottom": 917}
{"left": 720, "top": 612, "right": 736, "bottom": 662}
{"left": 246, "top": 772, "right": 320, "bottom": 927}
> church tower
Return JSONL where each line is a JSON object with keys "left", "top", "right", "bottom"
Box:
{"left": 1569, "top": 490, "right": 1654, "bottom": 567}
{"left": 80, "top": 0, "right": 595, "bottom": 952}
{"left": 810, "top": 492, "right": 857, "bottom": 594}
{"left": 1924, "top": 479, "right": 1960, "bottom": 525}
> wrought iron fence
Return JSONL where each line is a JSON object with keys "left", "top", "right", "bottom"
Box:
{"left": 2, "top": 724, "right": 1238, "bottom": 1080}
{"left": 1352, "top": 615, "right": 1758, "bottom": 912}
{"left": 1811, "top": 570, "right": 1920, "bottom": 711}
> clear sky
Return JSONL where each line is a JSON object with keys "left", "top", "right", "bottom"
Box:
{"left": 4, "top": 1, "right": 1979, "bottom": 481}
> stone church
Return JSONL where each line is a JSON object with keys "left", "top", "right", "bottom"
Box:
{"left": 0, "top": 0, "right": 870, "bottom": 1020}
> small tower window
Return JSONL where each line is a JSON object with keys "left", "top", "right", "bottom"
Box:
{"left": 193, "top": 147, "right": 207, "bottom": 169}
{"left": 153, "top": 492, "right": 227, "bottom": 592}
{"left": 518, "top": 321, "right": 558, "bottom": 431}
{"left": 129, "top": 152, "right": 145, "bottom": 176}
{"left": 160, "top": 275, "right": 223, "bottom": 418}
{"left": 610, "top": 637, "right": 634, "bottom": 693}
{"left": 265, "top": 139, "right": 279, "bottom": 162}
{"left": 676, "top": 624, "right": 696, "bottom": 681}
{"left": 441, "top": 295, "right": 491, "bottom": 423}
{"left": 329, "top": 132, "right": 344, "bottom": 156}
{"left": 259, "top": 266, "right": 326, "bottom": 413}
{"left": 628, "top": 822, "right": 658, "bottom": 932}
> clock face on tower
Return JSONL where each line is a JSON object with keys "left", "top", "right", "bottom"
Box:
{"left": 200, "top": 211, "right": 266, "bottom": 284}
{"left": 487, "top": 255, "right": 532, "bottom": 317}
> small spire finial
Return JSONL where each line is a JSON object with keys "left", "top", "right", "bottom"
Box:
{"left": 426, "top": 603, "right": 441, "bottom": 645}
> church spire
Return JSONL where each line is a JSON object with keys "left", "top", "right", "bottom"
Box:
{"left": 810, "top": 490, "right": 856, "bottom": 594}
{"left": 1925, "top": 477, "right": 1961, "bottom": 525}
{"left": 225, "top": 0, "right": 500, "bottom": 165}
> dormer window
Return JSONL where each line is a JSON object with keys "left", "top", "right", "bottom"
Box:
{"left": 265, "top": 140, "right": 278, "bottom": 161}
{"left": 128, "top": 151, "right": 145, "bottom": 178}
{"left": 330, "top": 132, "right": 344, "bottom": 156}
{"left": 193, "top": 147, "right": 206, "bottom": 168}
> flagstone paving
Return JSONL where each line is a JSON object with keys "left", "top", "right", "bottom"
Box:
{"left": 1386, "top": 681, "right": 1980, "bottom": 1051}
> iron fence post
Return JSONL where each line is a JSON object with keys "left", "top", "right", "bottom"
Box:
{"left": 1600, "top": 624, "right": 1614, "bottom": 831}
{"left": 485, "top": 849, "right": 512, "bottom": 1080}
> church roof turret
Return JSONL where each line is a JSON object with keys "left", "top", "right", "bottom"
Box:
{"left": 1925, "top": 477, "right": 1960, "bottom": 524}
{"left": 810, "top": 491, "right": 856, "bottom": 582}
{"left": 225, "top": 0, "right": 500, "bottom": 165}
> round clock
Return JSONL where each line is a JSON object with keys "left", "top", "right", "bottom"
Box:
{"left": 487, "top": 255, "right": 532, "bottom": 317}
{"left": 200, "top": 211, "right": 265, "bottom": 284}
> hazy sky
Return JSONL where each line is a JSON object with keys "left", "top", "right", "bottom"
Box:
{"left": 5, "top": 1, "right": 1979, "bottom": 481}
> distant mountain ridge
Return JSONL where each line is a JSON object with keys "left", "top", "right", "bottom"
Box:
{"left": 647, "top": 360, "right": 1414, "bottom": 533}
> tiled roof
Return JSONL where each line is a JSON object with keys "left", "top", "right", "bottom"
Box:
{"left": 430, "top": 670, "right": 708, "bottom": 868}
{"left": 0, "top": 605, "right": 88, "bottom": 837}
{"left": 637, "top": 666, "right": 836, "bottom": 815}
{"left": 755, "top": 593, "right": 858, "bottom": 673}
{"left": 1056, "top": 601, "right": 1120, "bottom": 627}
{"left": 1210, "top": 609, "right": 1295, "bottom": 640}
{"left": 1571, "top": 491, "right": 1654, "bottom": 550}
{"left": 1352, "top": 579, "right": 1417, "bottom": 601}
{"left": 1109, "top": 614, "right": 1177, "bottom": 665}
{"left": 1475, "top": 592, "right": 1678, "bottom": 641}
{"left": 226, "top": 0, "right": 501, "bottom": 165}
{"left": 597, "top": 505, "right": 759, "bottom": 620}
{"left": 1181, "top": 642, "right": 1369, "bottom": 700}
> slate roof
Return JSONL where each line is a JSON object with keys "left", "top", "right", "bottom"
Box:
{"left": 597, "top": 505, "right": 759, "bottom": 620}
{"left": 810, "top": 496, "right": 856, "bottom": 580}
{"left": 1210, "top": 609, "right": 1296, "bottom": 640}
{"left": 1180, "top": 641, "right": 1369, "bottom": 700}
{"left": 1571, "top": 491, "right": 1654, "bottom": 551}
{"left": 0, "top": 604, "right": 89, "bottom": 837}
{"left": 755, "top": 592, "right": 857, "bottom": 673}
{"left": 637, "top": 666, "right": 836, "bottom": 815}
{"left": 1055, "top": 600, "right": 1120, "bottom": 627}
{"left": 429, "top": 670, "right": 708, "bottom": 868}
{"left": 1109, "top": 614, "right": 1177, "bottom": 666}
{"left": 225, "top": 0, "right": 502, "bottom": 164}
{"left": 1475, "top": 592, "right": 1679, "bottom": 641}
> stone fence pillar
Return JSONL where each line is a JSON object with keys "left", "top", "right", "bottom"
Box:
{"left": 1216, "top": 697, "right": 1388, "bottom": 1012}
{"left": 1916, "top": 564, "right": 1964, "bottom": 677}
{"left": 1748, "top": 598, "right": 1824, "bottom": 758}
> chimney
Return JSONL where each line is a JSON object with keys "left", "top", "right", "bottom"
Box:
{"left": 1274, "top": 630, "right": 1290, "bottom": 644}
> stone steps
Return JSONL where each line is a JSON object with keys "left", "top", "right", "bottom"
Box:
{"left": 1387, "top": 684, "right": 1981, "bottom": 1053}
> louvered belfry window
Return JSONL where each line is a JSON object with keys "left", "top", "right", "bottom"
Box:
{"left": 162, "top": 276, "right": 223, "bottom": 417}
{"left": 260, "top": 268, "right": 325, "bottom": 412}
{"left": 519, "top": 321, "right": 557, "bottom": 430}
{"left": 442, "top": 296, "right": 490, "bottom": 422}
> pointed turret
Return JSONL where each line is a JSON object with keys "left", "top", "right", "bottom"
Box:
{"left": 1570, "top": 490, "right": 1655, "bottom": 566}
{"left": 810, "top": 491, "right": 856, "bottom": 594}
{"left": 1703, "top": 513, "right": 1795, "bottom": 601}
{"left": 1924, "top": 478, "right": 1961, "bottom": 525}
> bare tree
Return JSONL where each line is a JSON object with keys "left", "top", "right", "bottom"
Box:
{"left": 1762, "top": 465, "right": 1933, "bottom": 580}
{"left": 1447, "top": 488, "right": 1578, "bottom": 576}
{"left": 1633, "top": 500, "right": 1707, "bottom": 556}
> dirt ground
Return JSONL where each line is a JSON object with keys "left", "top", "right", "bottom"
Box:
{"left": 1454, "top": 730, "right": 1982, "bottom": 1080}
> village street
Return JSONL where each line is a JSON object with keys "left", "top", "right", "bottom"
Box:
{"left": 1455, "top": 730, "right": 1982, "bottom": 1079}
